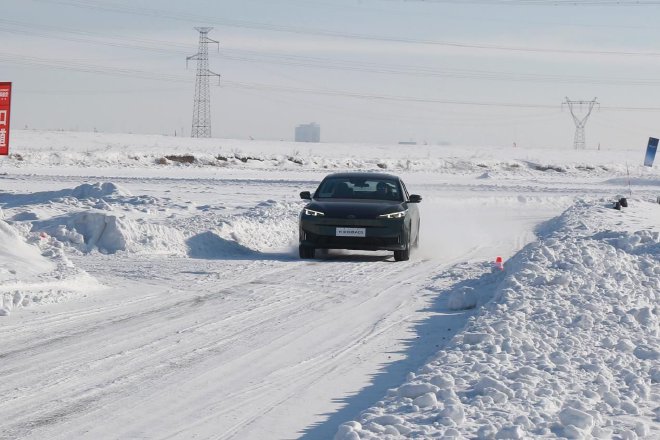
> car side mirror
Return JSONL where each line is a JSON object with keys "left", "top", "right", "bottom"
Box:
{"left": 300, "top": 191, "right": 312, "bottom": 200}
{"left": 409, "top": 194, "right": 422, "bottom": 203}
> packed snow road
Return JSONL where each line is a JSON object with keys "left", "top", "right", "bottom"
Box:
{"left": 0, "top": 171, "right": 606, "bottom": 439}
{"left": 2, "top": 255, "right": 439, "bottom": 439}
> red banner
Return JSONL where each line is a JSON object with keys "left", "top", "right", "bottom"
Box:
{"left": 0, "top": 82, "right": 12, "bottom": 156}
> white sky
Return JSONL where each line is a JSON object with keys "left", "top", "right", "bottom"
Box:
{"left": 3, "top": 0, "right": 660, "bottom": 148}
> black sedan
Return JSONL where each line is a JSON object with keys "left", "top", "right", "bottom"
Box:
{"left": 298, "top": 172, "right": 421, "bottom": 261}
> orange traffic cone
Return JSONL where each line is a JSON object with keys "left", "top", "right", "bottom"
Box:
{"left": 494, "top": 256, "right": 504, "bottom": 271}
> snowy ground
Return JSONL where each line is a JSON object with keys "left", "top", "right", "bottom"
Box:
{"left": 0, "top": 130, "right": 658, "bottom": 439}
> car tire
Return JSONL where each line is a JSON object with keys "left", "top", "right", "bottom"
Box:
{"left": 394, "top": 245, "right": 410, "bottom": 261}
{"left": 299, "top": 245, "right": 315, "bottom": 259}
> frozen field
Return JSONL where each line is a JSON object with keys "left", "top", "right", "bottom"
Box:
{"left": 0, "top": 130, "right": 658, "bottom": 439}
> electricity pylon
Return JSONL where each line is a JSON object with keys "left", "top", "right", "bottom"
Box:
{"left": 187, "top": 27, "right": 221, "bottom": 138}
{"left": 563, "top": 97, "right": 599, "bottom": 150}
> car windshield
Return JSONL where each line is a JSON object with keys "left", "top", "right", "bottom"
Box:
{"left": 316, "top": 177, "right": 403, "bottom": 201}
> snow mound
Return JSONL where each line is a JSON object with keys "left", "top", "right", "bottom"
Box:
{"left": 186, "top": 231, "right": 257, "bottom": 259}
{"left": 178, "top": 199, "right": 301, "bottom": 258}
{"left": 217, "top": 199, "right": 300, "bottom": 252}
{"left": 0, "top": 181, "right": 132, "bottom": 212}
{"left": 70, "top": 182, "right": 129, "bottom": 199}
{"left": 21, "top": 192, "right": 298, "bottom": 256}
{"left": 0, "top": 220, "right": 100, "bottom": 316}
{"left": 39, "top": 211, "right": 186, "bottom": 255}
{"left": 336, "top": 199, "right": 659, "bottom": 439}
{"left": 593, "top": 229, "right": 660, "bottom": 256}
{"left": 0, "top": 220, "right": 55, "bottom": 283}
{"left": 445, "top": 266, "right": 503, "bottom": 311}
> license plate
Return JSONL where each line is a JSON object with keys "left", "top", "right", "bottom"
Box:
{"left": 336, "top": 227, "right": 366, "bottom": 237}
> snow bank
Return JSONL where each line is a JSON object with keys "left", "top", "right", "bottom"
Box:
{"left": 1, "top": 181, "right": 301, "bottom": 315}
{"left": 216, "top": 200, "right": 300, "bottom": 253}
{"left": 185, "top": 199, "right": 299, "bottom": 258}
{"left": 0, "top": 181, "right": 184, "bottom": 255}
{"left": 9, "top": 129, "right": 660, "bottom": 178}
{"left": 5, "top": 179, "right": 298, "bottom": 257}
{"left": 336, "top": 199, "right": 659, "bottom": 439}
{"left": 186, "top": 231, "right": 257, "bottom": 259}
{"left": 0, "top": 220, "right": 54, "bottom": 284}
{"left": 69, "top": 181, "right": 129, "bottom": 199}
{"left": 0, "top": 219, "right": 99, "bottom": 316}
{"left": 0, "top": 181, "right": 131, "bottom": 211}
{"left": 48, "top": 211, "right": 186, "bottom": 255}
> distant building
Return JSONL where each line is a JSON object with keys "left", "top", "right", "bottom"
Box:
{"left": 295, "top": 123, "right": 320, "bottom": 143}
{"left": 398, "top": 141, "right": 417, "bottom": 145}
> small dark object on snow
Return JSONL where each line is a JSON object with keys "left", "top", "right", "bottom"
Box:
{"left": 613, "top": 201, "right": 622, "bottom": 210}
{"left": 619, "top": 197, "right": 628, "bottom": 208}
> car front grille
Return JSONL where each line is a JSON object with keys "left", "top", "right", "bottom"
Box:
{"left": 303, "top": 231, "right": 400, "bottom": 247}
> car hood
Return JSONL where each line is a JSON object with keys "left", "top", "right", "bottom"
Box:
{"left": 306, "top": 199, "right": 405, "bottom": 218}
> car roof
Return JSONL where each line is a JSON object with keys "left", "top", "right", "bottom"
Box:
{"left": 321, "top": 172, "right": 401, "bottom": 180}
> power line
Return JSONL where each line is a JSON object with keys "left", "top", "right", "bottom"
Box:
{"left": 4, "top": 19, "right": 660, "bottom": 88}
{"left": 0, "top": 52, "right": 189, "bottom": 83}
{"left": 4, "top": 51, "right": 660, "bottom": 112}
{"left": 32, "top": 0, "right": 660, "bottom": 57}
{"left": 0, "top": 18, "right": 192, "bottom": 56}
{"left": 19, "top": 87, "right": 188, "bottom": 95}
{"left": 217, "top": 49, "right": 660, "bottom": 86}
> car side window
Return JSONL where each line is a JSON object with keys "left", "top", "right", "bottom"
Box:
{"left": 400, "top": 181, "right": 410, "bottom": 200}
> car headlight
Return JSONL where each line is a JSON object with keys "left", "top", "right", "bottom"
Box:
{"left": 304, "top": 208, "right": 325, "bottom": 217}
{"left": 379, "top": 209, "right": 407, "bottom": 219}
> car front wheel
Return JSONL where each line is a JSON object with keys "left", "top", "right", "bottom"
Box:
{"left": 394, "top": 244, "right": 410, "bottom": 261}
{"left": 299, "top": 245, "right": 315, "bottom": 259}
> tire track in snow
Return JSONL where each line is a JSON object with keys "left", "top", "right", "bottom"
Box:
{"left": 157, "top": 258, "right": 441, "bottom": 440}
{"left": 0, "top": 260, "right": 305, "bottom": 439}
{"left": 1, "top": 253, "right": 422, "bottom": 439}
{"left": 2, "top": 245, "right": 496, "bottom": 440}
